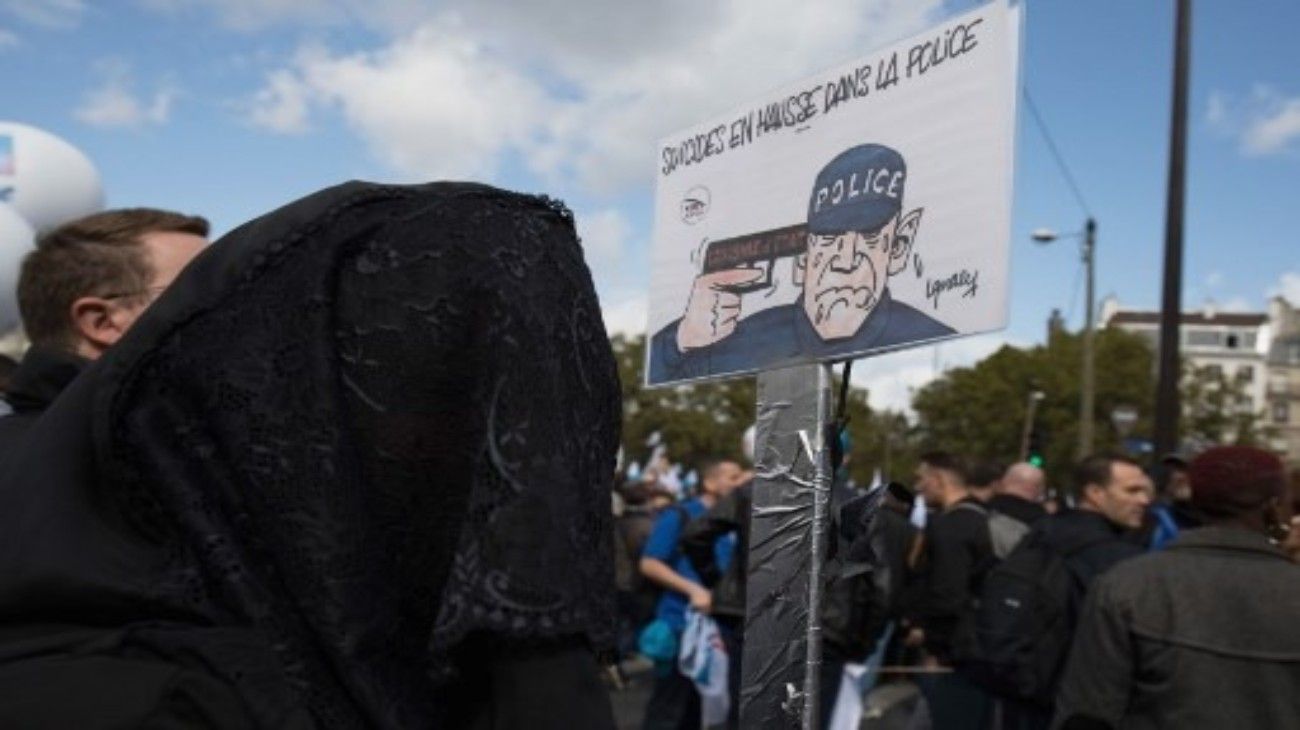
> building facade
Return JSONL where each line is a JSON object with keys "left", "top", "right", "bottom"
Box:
{"left": 1101, "top": 296, "right": 1300, "bottom": 464}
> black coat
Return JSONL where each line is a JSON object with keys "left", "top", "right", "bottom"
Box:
{"left": 1055, "top": 526, "right": 1300, "bottom": 729}
{"left": 0, "top": 346, "right": 85, "bottom": 467}
{"left": 681, "top": 482, "right": 752, "bottom": 619}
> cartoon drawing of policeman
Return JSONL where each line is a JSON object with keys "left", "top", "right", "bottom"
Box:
{"left": 649, "top": 143, "right": 954, "bottom": 384}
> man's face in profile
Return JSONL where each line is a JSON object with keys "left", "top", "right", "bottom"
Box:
{"left": 796, "top": 210, "right": 918, "bottom": 340}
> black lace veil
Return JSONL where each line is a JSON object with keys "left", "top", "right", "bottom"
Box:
{"left": 88, "top": 182, "right": 621, "bottom": 727}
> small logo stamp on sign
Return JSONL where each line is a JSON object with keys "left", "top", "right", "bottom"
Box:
{"left": 680, "top": 186, "right": 710, "bottom": 224}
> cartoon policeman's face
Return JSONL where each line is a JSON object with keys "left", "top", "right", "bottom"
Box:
{"left": 796, "top": 215, "right": 918, "bottom": 340}
{"left": 797, "top": 143, "right": 922, "bottom": 341}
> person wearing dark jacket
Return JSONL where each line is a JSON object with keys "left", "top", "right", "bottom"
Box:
{"left": 988, "top": 462, "right": 1048, "bottom": 527}
{"left": 0, "top": 182, "right": 624, "bottom": 728}
{"left": 908, "top": 452, "right": 994, "bottom": 730}
{"left": 1054, "top": 446, "right": 1300, "bottom": 730}
{"left": 0, "top": 208, "right": 208, "bottom": 463}
{"left": 993, "top": 454, "right": 1150, "bottom": 730}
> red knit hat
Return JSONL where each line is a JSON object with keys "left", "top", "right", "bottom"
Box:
{"left": 1188, "top": 446, "right": 1285, "bottom": 517}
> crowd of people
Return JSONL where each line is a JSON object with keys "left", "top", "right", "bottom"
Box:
{"left": 613, "top": 445, "right": 1300, "bottom": 730}
{"left": 2, "top": 195, "right": 1299, "bottom": 730}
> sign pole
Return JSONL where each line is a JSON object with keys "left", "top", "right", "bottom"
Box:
{"left": 740, "top": 364, "right": 834, "bottom": 729}
{"left": 801, "top": 362, "right": 834, "bottom": 730}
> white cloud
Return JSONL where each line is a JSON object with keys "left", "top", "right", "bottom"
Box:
{"left": 601, "top": 295, "right": 648, "bottom": 338}
{"left": 247, "top": 68, "right": 312, "bottom": 133}
{"left": 249, "top": 27, "right": 556, "bottom": 181}
{"left": 1272, "top": 272, "right": 1300, "bottom": 306}
{"left": 0, "top": 0, "right": 85, "bottom": 28}
{"left": 576, "top": 208, "right": 631, "bottom": 263}
{"left": 0, "top": 26, "right": 17, "bottom": 49}
{"left": 246, "top": 0, "right": 945, "bottom": 194}
{"left": 1207, "top": 84, "right": 1300, "bottom": 157}
{"left": 1204, "top": 271, "right": 1224, "bottom": 289}
{"left": 851, "top": 332, "right": 1019, "bottom": 413}
{"left": 74, "top": 60, "right": 175, "bottom": 129}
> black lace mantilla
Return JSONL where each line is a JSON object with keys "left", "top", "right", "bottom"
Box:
{"left": 91, "top": 182, "right": 621, "bottom": 727}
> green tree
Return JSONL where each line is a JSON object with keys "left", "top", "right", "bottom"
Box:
{"left": 911, "top": 328, "right": 1156, "bottom": 486}
{"left": 612, "top": 334, "right": 755, "bottom": 471}
{"left": 1181, "top": 362, "right": 1274, "bottom": 447}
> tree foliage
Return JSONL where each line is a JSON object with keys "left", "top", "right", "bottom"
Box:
{"left": 910, "top": 327, "right": 1275, "bottom": 488}
{"left": 911, "top": 329, "right": 1156, "bottom": 487}
{"left": 1181, "top": 362, "right": 1275, "bottom": 447}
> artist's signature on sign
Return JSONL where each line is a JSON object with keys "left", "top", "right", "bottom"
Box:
{"left": 926, "top": 269, "right": 979, "bottom": 309}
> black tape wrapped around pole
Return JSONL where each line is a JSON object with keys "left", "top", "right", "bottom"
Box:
{"left": 740, "top": 364, "right": 834, "bottom": 729}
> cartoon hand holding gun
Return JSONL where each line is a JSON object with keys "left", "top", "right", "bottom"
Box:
{"left": 674, "top": 224, "right": 806, "bottom": 352}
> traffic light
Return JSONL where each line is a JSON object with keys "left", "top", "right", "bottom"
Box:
{"left": 1027, "top": 428, "right": 1045, "bottom": 468}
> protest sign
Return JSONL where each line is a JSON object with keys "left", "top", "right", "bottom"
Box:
{"left": 646, "top": 1, "right": 1022, "bottom": 386}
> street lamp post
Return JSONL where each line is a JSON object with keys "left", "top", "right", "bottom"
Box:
{"left": 1019, "top": 389, "right": 1046, "bottom": 461}
{"left": 1033, "top": 217, "right": 1097, "bottom": 459}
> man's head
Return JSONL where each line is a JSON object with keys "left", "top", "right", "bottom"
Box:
{"left": 18, "top": 208, "right": 208, "bottom": 359}
{"left": 1072, "top": 454, "right": 1153, "bottom": 529}
{"left": 699, "top": 458, "right": 746, "bottom": 500}
{"left": 1187, "top": 446, "right": 1286, "bottom": 529}
{"left": 1160, "top": 453, "right": 1192, "bottom": 502}
{"left": 968, "top": 458, "right": 1005, "bottom": 502}
{"left": 915, "top": 451, "right": 969, "bottom": 509}
{"left": 1000, "top": 462, "right": 1046, "bottom": 503}
{"left": 796, "top": 144, "right": 923, "bottom": 340}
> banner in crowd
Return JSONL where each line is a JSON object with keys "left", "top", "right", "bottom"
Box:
{"left": 645, "top": 1, "right": 1023, "bottom": 386}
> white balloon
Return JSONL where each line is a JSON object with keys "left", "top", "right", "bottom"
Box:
{"left": 0, "top": 121, "right": 104, "bottom": 233}
{"left": 0, "top": 203, "right": 34, "bottom": 333}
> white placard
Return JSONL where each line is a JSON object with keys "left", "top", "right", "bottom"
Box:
{"left": 645, "top": 1, "right": 1021, "bottom": 386}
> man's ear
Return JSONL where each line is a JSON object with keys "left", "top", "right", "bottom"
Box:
{"left": 70, "top": 296, "right": 130, "bottom": 353}
{"left": 887, "top": 208, "right": 923, "bottom": 276}
{"left": 1080, "top": 483, "right": 1104, "bottom": 509}
{"left": 793, "top": 252, "right": 807, "bottom": 286}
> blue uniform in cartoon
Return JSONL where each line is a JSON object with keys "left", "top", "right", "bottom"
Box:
{"left": 649, "top": 143, "right": 954, "bottom": 385}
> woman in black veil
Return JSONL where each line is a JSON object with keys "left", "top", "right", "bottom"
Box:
{"left": 0, "top": 182, "right": 622, "bottom": 728}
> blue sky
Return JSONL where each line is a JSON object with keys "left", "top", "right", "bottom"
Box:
{"left": 2, "top": 0, "right": 1297, "bottom": 409}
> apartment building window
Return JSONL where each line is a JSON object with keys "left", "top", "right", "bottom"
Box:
{"left": 1188, "top": 329, "right": 1219, "bottom": 347}
{"left": 1275, "top": 401, "right": 1290, "bottom": 424}
{"left": 1202, "top": 364, "right": 1223, "bottom": 378}
{"left": 1237, "top": 366, "right": 1254, "bottom": 383}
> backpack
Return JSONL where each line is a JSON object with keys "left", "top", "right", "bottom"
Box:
{"left": 952, "top": 501, "right": 1031, "bottom": 559}
{"left": 960, "top": 530, "right": 1108, "bottom": 705}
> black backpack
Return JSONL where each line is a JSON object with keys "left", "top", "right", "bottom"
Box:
{"left": 959, "top": 529, "right": 1107, "bottom": 705}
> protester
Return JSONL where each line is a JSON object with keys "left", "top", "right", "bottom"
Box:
{"left": 971, "top": 454, "right": 1150, "bottom": 730}
{"left": 1053, "top": 446, "right": 1300, "bottom": 729}
{"left": 819, "top": 481, "right": 919, "bottom": 729}
{"left": 0, "top": 208, "right": 208, "bottom": 457}
{"left": 969, "top": 458, "right": 1006, "bottom": 503}
{"left": 0, "top": 182, "right": 622, "bottom": 728}
{"left": 989, "top": 462, "right": 1048, "bottom": 527}
{"left": 681, "top": 477, "right": 751, "bottom": 730}
{"left": 616, "top": 482, "right": 677, "bottom": 658}
{"left": 1140, "top": 452, "right": 1203, "bottom": 549}
{"left": 639, "top": 458, "right": 745, "bottom": 730}
{"left": 906, "top": 451, "right": 994, "bottom": 730}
